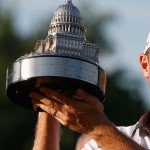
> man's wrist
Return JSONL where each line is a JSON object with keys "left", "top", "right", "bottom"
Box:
{"left": 38, "top": 111, "right": 60, "bottom": 125}
{"left": 88, "top": 112, "right": 113, "bottom": 138}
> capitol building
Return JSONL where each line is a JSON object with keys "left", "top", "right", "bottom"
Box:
{"left": 34, "top": 0, "right": 100, "bottom": 64}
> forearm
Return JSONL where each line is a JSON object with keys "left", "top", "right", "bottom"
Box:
{"left": 33, "top": 112, "right": 60, "bottom": 150}
{"left": 90, "top": 114, "right": 146, "bottom": 150}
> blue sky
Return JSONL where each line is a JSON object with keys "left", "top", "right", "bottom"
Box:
{"left": 1, "top": 0, "right": 150, "bottom": 106}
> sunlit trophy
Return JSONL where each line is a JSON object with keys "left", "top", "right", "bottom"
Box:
{"left": 6, "top": 0, "right": 106, "bottom": 109}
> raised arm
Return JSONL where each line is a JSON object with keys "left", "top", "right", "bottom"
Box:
{"left": 31, "top": 88, "right": 146, "bottom": 150}
{"left": 33, "top": 111, "right": 60, "bottom": 150}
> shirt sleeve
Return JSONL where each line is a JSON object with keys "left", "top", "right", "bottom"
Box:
{"left": 81, "top": 139, "right": 101, "bottom": 150}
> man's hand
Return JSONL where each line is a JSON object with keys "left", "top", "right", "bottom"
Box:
{"left": 31, "top": 88, "right": 146, "bottom": 150}
{"left": 30, "top": 88, "right": 105, "bottom": 135}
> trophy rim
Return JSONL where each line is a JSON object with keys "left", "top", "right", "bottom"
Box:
{"left": 6, "top": 76, "right": 106, "bottom": 109}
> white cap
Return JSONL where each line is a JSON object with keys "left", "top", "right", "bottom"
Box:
{"left": 144, "top": 32, "right": 150, "bottom": 54}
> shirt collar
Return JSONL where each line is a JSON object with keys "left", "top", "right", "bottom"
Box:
{"left": 137, "top": 111, "right": 150, "bottom": 129}
{"left": 132, "top": 111, "right": 150, "bottom": 137}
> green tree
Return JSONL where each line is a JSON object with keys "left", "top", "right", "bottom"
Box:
{"left": 0, "top": 14, "right": 38, "bottom": 150}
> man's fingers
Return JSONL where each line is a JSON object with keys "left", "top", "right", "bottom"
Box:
{"left": 30, "top": 92, "right": 55, "bottom": 107}
{"left": 35, "top": 102, "right": 78, "bottom": 128}
{"left": 76, "top": 88, "right": 100, "bottom": 106}
{"left": 39, "top": 87, "right": 100, "bottom": 107}
{"left": 34, "top": 102, "right": 67, "bottom": 121}
{"left": 40, "top": 88, "right": 73, "bottom": 105}
{"left": 31, "top": 92, "right": 65, "bottom": 113}
{"left": 30, "top": 91, "right": 77, "bottom": 123}
{"left": 32, "top": 99, "right": 41, "bottom": 111}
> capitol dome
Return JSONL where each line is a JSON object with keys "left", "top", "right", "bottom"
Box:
{"left": 48, "top": 0, "right": 86, "bottom": 38}
{"left": 55, "top": 0, "right": 80, "bottom": 17}
{"left": 34, "top": 0, "right": 99, "bottom": 64}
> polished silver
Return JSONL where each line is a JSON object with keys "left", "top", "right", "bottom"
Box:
{"left": 6, "top": 0, "right": 106, "bottom": 109}
{"left": 9, "top": 56, "right": 99, "bottom": 85}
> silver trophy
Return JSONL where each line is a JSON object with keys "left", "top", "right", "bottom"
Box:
{"left": 6, "top": 0, "right": 106, "bottom": 109}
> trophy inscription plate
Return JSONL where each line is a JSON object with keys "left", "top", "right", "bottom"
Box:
{"left": 12, "top": 57, "right": 98, "bottom": 85}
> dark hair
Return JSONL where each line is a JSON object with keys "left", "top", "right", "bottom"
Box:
{"left": 145, "top": 48, "right": 150, "bottom": 62}
{"left": 145, "top": 48, "right": 150, "bottom": 56}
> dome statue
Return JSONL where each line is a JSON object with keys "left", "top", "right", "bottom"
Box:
{"left": 48, "top": 0, "right": 86, "bottom": 38}
{"left": 32, "top": 0, "right": 100, "bottom": 64}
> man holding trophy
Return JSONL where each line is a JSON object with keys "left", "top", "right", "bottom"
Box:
{"left": 31, "top": 33, "right": 150, "bottom": 149}
{"left": 31, "top": 31, "right": 150, "bottom": 149}
{"left": 6, "top": 0, "right": 150, "bottom": 149}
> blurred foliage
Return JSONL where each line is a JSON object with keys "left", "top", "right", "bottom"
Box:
{"left": 0, "top": 3, "right": 146, "bottom": 150}
{"left": 105, "top": 70, "right": 145, "bottom": 126}
{"left": 79, "top": 2, "right": 116, "bottom": 54}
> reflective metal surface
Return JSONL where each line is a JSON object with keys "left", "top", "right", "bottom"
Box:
{"left": 8, "top": 56, "right": 99, "bottom": 85}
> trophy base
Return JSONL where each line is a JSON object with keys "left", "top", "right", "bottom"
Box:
{"left": 6, "top": 55, "right": 106, "bottom": 109}
{"left": 7, "top": 76, "right": 105, "bottom": 109}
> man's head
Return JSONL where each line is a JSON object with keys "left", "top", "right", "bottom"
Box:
{"left": 140, "top": 33, "right": 150, "bottom": 86}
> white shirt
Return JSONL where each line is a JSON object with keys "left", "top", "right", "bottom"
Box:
{"left": 82, "top": 112, "right": 150, "bottom": 150}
